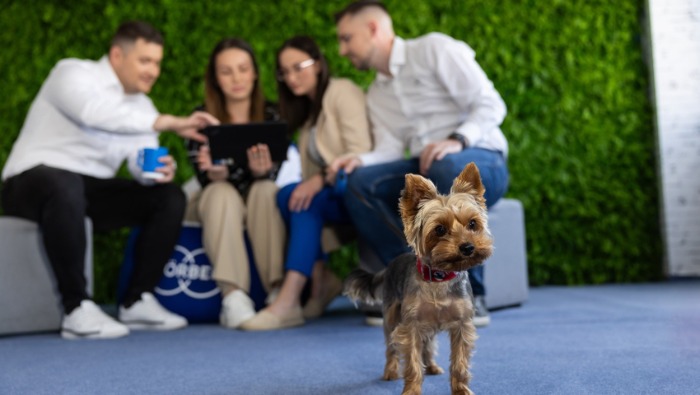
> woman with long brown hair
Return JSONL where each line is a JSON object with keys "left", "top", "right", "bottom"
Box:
{"left": 184, "top": 38, "right": 286, "bottom": 329}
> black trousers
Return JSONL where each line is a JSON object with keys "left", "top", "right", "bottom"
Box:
{"left": 1, "top": 165, "right": 186, "bottom": 313}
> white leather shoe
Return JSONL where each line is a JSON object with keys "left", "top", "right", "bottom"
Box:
{"left": 61, "top": 300, "right": 130, "bottom": 340}
{"left": 220, "top": 290, "right": 256, "bottom": 329}
{"left": 119, "top": 292, "right": 188, "bottom": 331}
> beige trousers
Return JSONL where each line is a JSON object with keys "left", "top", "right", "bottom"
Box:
{"left": 184, "top": 180, "right": 285, "bottom": 293}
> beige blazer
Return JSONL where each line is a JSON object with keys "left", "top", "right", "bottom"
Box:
{"left": 298, "top": 78, "right": 372, "bottom": 179}
{"left": 297, "top": 78, "right": 372, "bottom": 252}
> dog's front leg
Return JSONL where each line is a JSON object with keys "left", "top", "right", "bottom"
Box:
{"left": 449, "top": 322, "right": 477, "bottom": 395}
{"left": 394, "top": 324, "right": 424, "bottom": 395}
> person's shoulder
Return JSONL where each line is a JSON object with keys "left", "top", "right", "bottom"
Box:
{"left": 411, "top": 32, "right": 464, "bottom": 49}
{"left": 327, "top": 78, "right": 364, "bottom": 95}
{"left": 411, "top": 33, "right": 474, "bottom": 58}
{"left": 54, "top": 57, "right": 100, "bottom": 72}
{"left": 49, "top": 57, "right": 103, "bottom": 83}
{"left": 323, "top": 78, "right": 365, "bottom": 112}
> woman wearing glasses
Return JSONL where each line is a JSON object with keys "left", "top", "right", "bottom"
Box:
{"left": 240, "top": 35, "right": 371, "bottom": 331}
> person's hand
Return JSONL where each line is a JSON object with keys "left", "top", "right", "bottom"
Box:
{"left": 289, "top": 175, "right": 324, "bottom": 212}
{"left": 327, "top": 154, "right": 362, "bottom": 184}
{"left": 419, "top": 139, "right": 463, "bottom": 175}
{"left": 153, "top": 111, "right": 220, "bottom": 143}
{"left": 206, "top": 165, "right": 229, "bottom": 182}
{"left": 154, "top": 155, "right": 177, "bottom": 183}
{"left": 197, "top": 145, "right": 228, "bottom": 181}
{"left": 247, "top": 144, "right": 273, "bottom": 178}
{"left": 197, "top": 145, "right": 214, "bottom": 171}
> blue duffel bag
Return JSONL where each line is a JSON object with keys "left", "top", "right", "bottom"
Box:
{"left": 119, "top": 223, "right": 267, "bottom": 323}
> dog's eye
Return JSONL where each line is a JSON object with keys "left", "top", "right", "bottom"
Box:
{"left": 435, "top": 225, "right": 447, "bottom": 236}
{"left": 468, "top": 220, "right": 477, "bottom": 230}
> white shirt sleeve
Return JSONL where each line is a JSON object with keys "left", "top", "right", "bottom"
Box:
{"left": 275, "top": 144, "right": 303, "bottom": 188}
{"left": 359, "top": 88, "right": 406, "bottom": 166}
{"left": 44, "top": 60, "right": 159, "bottom": 134}
{"left": 428, "top": 35, "right": 506, "bottom": 146}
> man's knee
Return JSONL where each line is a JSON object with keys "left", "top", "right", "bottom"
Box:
{"left": 429, "top": 154, "right": 465, "bottom": 177}
{"left": 344, "top": 168, "right": 373, "bottom": 209}
{"left": 346, "top": 168, "right": 368, "bottom": 193}
{"left": 343, "top": 175, "right": 361, "bottom": 212}
{"left": 429, "top": 152, "right": 508, "bottom": 205}
{"left": 2, "top": 166, "right": 86, "bottom": 225}
{"left": 32, "top": 167, "right": 87, "bottom": 211}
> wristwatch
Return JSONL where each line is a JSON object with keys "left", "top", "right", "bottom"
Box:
{"left": 448, "top": 132, "right": 467, "bottom": 150}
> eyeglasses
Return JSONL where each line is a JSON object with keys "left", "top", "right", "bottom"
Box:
{"left": 276, "top": 58, "right": 316, "bottom": 81}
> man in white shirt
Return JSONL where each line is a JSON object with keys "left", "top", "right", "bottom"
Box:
{"left": 332, "top": 1, "right": 510, "bottom": 327}
{"left": 1, "top": 21, "right": 219, "bottom": 339}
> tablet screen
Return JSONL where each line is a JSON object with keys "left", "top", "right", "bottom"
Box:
{"left": 202, "top": 121, "right": 290, "bottom": 167}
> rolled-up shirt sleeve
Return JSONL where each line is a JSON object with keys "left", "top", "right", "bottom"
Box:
{"left": 359, "top": 94, "right": 406, "bottom": 166}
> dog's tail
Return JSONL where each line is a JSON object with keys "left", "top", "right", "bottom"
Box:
{"left": 343, "top": 269, "right": 385, "bottom": 306}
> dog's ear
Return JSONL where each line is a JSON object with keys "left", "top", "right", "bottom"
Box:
{"left": 451, "top": 162, "right": 486, "bottom": 207}
{"left": 400, "top": 173, "right": 438, "bottom": 222}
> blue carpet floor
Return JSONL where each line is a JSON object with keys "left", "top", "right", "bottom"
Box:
{"left": 1, "top": 280, "right": 698, "bottom": 395}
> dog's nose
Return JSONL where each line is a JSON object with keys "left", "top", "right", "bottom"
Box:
{"left": 460, "top": 243, "right": 475, "bottom": 256}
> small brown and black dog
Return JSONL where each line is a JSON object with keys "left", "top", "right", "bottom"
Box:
{"left": 345, "top": 162, "right": 493, "bottom": 395}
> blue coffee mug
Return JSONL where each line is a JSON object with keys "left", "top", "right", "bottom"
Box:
{"left": 139, "top": 147, "right": 169, "bottom": 179}
{"left": 334, "top": 169, "right": 348, "bottom": 197}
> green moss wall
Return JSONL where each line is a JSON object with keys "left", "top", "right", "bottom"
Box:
{"left": 0, "top": 1, "right": 662, "bottom": 302}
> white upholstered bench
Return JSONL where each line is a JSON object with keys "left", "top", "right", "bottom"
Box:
{"left": 0, "top": 217, "right": 93, "bottom": 336}
{"left": 483, "top": 198, "right": 529, "bottom": 309}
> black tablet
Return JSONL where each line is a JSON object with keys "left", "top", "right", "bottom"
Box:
{"left": 201, "top": 121, "right": 290, "bottom": 167}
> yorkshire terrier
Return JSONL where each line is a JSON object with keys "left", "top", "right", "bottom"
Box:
{"left": 345, "top": 162, "right": 493, "bottom": 395}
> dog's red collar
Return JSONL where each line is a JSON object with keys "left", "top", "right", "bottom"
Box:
{"left": 416, "top": 258, "right": 457, "bottom": 282}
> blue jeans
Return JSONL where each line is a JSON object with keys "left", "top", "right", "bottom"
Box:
{"left": 344, "top": 148, "right": 508, "bottom": 296}
{"left": 277, "top": 183, "right": 351, "bottom": 277}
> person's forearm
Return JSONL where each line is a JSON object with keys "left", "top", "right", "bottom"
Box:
{"left": 153, "top": 114, "right": 177, "bottom": 132}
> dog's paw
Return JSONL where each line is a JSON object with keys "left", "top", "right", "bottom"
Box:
{"left": 383, "top": 359, "right": 400, "bottom": 380}
{"left": 401, "top": 386, "right": 422, "bottom": 395}
{"left": 451, "top": 388, "right": 474, "bottom": 395}
{"left": 425, "top": 364, "right": 444, "bottom": 375}
{"left": 382, "top": 369, "right": 400, "bottom": 381}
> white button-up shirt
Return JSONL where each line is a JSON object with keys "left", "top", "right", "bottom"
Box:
{"left": 2, "top": 56, "right": 161, "bottom": 183}
{"left": 360, "top": 33, "right": 508, "bottom": 166}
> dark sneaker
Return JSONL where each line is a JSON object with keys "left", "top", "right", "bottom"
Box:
{"left": 473, "top": 295, "right": 491, "bottom": 327}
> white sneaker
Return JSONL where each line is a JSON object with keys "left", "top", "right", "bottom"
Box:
{"left": 364, "top": 311, "right": 384, "bottom": 327}
{"left": 119, "top": 292, "right": 188, "bottom": 331}
{"left": 473, "top": 295, "right": 491, "bottom": 327}
{"left": 61, "top": 300, "right": 130, "bottom": 340}
{"left": 220, "top": 290, "right": 256, "bottom": 329}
